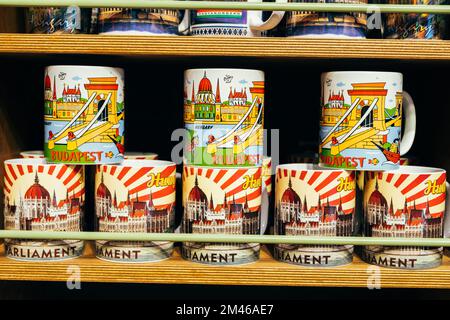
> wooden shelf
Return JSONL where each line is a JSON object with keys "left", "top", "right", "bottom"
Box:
{"left": 0, "top": 34, "right": 450, "bottom": 60}
{"left": 0, "top": 243, "right": 450, "bottom": 288}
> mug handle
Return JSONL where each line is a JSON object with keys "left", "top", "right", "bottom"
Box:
{"left": 400, "top": 91, "right": 416, "bottom": 156}
{"left": 260, "top": 180, "right": 269, "bottom": 235}
{"left": 178, "top": 9, "right": 190, "bottom": 35}
{"left": 249, "top": 0, "right": 285, "bottom": 31}
{"left": 443, "top": 182, "right": 450, "bottom": 238}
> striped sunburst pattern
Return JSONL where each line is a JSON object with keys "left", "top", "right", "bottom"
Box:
{"left": 364, "top": 171, "right": 446, "bottom": 217}
{"left": 95, "top": 164, "right": 176, "bottom": 208}
{"left": 275, "top": 168, "right": 356, "bottom": 238}
{"left": 183, "top": 166, "right": 262, "bottom": 212}
{"left": 3, "top": 161, "right": 85, "bottom": 234}
{"left": 4, "top": 163, "right": 85, "bottom": 202}
{"left": 276, "top": 168, "right": 356, "bottom": 214}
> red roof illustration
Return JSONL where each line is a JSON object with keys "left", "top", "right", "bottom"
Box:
{"left": 228, "top": 88, "right": 247, "bottom": 99}
{"left": 96, "top": 173, "right": 111, "bottom": 199}
{"left": 368, "top": 179, "right": 387, "bottom": 207}
{"left": 328, "top": 91, "right": 344, "bottom": 102}
{"left": 281, "top": 176, "right": 300, "bottom": 204}
{"left": 198, "top": 72, "right": 212, "bottom": 92}
{"left": 188, "top": 175, "right": 208, "bottom": 202}
{"left": 25, "top": 174, "right": 50, "bottom": 200}
{"left": 63, "top": 84, "right": 81, "bottom": 96}
{"left": 44, "top": 73, "right": 51, "bottom": 90}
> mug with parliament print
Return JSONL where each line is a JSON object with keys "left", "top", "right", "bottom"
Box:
{"left": 187, "top": 0, "right": 285, "bottom": 37}
{"left": 184, "top": 68, "right": 264, "bottom": 167}
{"left": 182, "top": 164, "right": 267, "bottom": 265}
{"left": 3, "top": 158, "right": 85, "bottom": 261}
{"left": 284, "top": 0, "right": 367, "bottom": 38}
{"left": 44, "top": 65, "right": 125, "bottom": 165}
{"left": 319, "top": 71, "right": 416, "bottom": 171}
{"left": 362, "top": 167, "right": 450, "bottom": 269}
{"left": 274, "top": 164, "right": 356, "bottom": 267}
{"left": 95, "top": 160, "right": 176, "bottom": 263}
{"left": 98, "top": 8, "right": 189, "bottom": 35}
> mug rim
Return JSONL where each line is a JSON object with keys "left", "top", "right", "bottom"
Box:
{"left": 100, "top": 159, "right": 175, "bottom": 168}
{"left": 124, "top": 152, "right": 158, "bottom": 157}
{"left": 4, "top": 158, "right": 73, "bottom": 166}
{"left": 276, "top": 163, "right": 348, "bottom": 173}
{"left": 376, "top": 165, "right": 446, "bottom": 175}
{"left": 19, "top": 150, "right": 44, "bottom": 156}
{"left": 185, "top": 68, "right": 264, "bottom": 74}
{"left": 184, "top": 164, "right": 262, "bottom": 170}
{"left": 45, "top": 65, "right": 124, "bottom": 72}
{"left": 322, "top": 71, "right": 403, "bottom": 77}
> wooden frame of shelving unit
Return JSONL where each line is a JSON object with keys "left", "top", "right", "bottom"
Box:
{"left": 0, "top": 243, "right": 449, "bottom": 289}
{"left": 0, "top": 34, "right": 450, "bottom": 60}
{"left": 1, "top": 6, "right": 450, "bottom": 290}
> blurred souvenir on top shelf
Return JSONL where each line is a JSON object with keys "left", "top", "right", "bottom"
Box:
{"left": 383, "top": 0, "right": 447, "bottom": 39}
{"left": 97, "top": 7, "right": 188, "bottom": 35}
{"left": 26, "top": 7, "right": 94, "bottom": 34}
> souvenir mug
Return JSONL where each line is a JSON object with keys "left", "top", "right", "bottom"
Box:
{"left": 20, "top": 151, "right": 45, "bottom": 159}
{"left": 184, "top": 68, "right": 264, "bottom": 167}
{"left": 182, "top": 165, "right": 267, "bottom": 265}
{"left": 274, "top": 164, "right": 356, "bottom": 266}
{"left": 362, "top": 167, "right": 450, "bottom": 269}
{"left": 3, "top": 158, "right": 85, "bottom": 261}
{"left": 319, "top": 71, "right": 416, "bottom": 171}
{"left": 98, "top": 8, "right": 189, "bottom": 35}
{"left": 27, "top": 7, "right": 93, "bottom": 34}
{"left": 187, "top": 0, "right": 285, "bottom": 37}
{"left": 281, "top": 0, "right": 367, "bottom": 38}
{"left": 124, "top": 152, "right": 159, "bottom": 160}
{"left": 384, "top": 0, "right": 446, "bottom": 39}
{"left": 95, "top": 160, "right": 176, "bottom": 263}
{"left": 44, "top": 65, "right": 125, "bottom": 165}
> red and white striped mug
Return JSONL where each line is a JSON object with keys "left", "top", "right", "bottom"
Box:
{"left": 362, "top": 166, "right": 450, "bottom": 269}
{"left": 3, "top": 158, "right": 85, "bottom": 261}
{"left": 94, "top": 159, "right": 176, "bottom": 263}
{"left": 274, "top": 164, "right": 356, "bottom": 267}
{"left": 181, "top": 164, "right": 268, "bottom": 265}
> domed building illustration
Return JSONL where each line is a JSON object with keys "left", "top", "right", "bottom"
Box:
{"left": 184, "top": 71, "right": 262, "bottom": 124}
{"left": 95, "top": 173, "right": 174, "bottom": 234}
{"left": 365, "top": 178, "right": 443, "bottom": 241}
{"left": 4, "top": 173, "right": 82, "bottom": 232}
{"left": 275, "top": 176, "right": 353, "bottom": 237}
{"left": 182, "top": 175, "right": 260, "bottom": 237}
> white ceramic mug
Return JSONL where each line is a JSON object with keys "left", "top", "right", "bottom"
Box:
{"left": 319, "top": 71, "right": 416, "bottom": 171}
{"left": 181, "top": 164, "right": 269, "bottom": 265}
{"left": 3, "top": 158, "right": 85, "bottom": 261}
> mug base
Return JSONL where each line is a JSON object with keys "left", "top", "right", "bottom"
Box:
{"left": 274, "top": 244, "right": 353, "bottom": 267}
{"left": 182, "top": 243, "right": 260, "bottom": 265}
{"left": 95, "top": 241, "right": 174, "bottom": 263}
{"left": 361, "top": 247, "right": 443, "bottom": 270}
{"left": 5, "top": 240, "right": 84, "bottom": 262}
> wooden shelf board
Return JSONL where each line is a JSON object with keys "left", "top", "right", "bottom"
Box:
{"left": 0, "top": 243, "right": 450, "bottom": 288}
{"left": 0, "top": 34, "right": 450, "bottom": 60}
